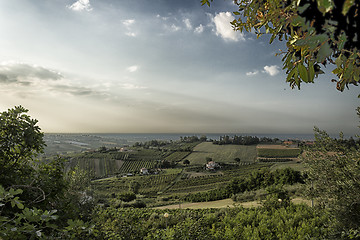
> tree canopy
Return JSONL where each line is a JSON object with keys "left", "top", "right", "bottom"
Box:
{"left": 202, "top": 0, "right": 360, "bottom": 91}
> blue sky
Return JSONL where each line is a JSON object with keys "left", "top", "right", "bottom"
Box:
{"left": 0, "top": 0, "right": 358, "bottom": 134}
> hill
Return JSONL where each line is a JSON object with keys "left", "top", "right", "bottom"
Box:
{"left": 186, "top": 142, "right": 257, "bottom": 165}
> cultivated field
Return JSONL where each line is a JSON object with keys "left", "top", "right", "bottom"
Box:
{"left": 256, "top": 144, "right": 301, "bottom": 162}
{"left": 186, "top": 142, "right": 257, "bottom": 165}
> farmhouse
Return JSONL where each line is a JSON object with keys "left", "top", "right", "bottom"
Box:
{"left": 206, "top": 161, "right": 219, "bottom": 171}
{"left": 140, "top": 168, "right": 149, "bottom": 175}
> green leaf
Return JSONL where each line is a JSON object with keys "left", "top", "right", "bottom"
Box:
{"left": 308, "top": 62, "right": 315, "bottom": 82}
{"left": 286, "top": 67, "right": 297, "bottom": 82}
{"left": 317, "top": 42, "right": 332, "bottom": 62}
{"left": 335, "top": 54, "right": 343, "bottom": 67}
{"left": 317, "top": 0, "right": 334, "bottom": 13}
{"left": 342, "top": 0, "right": 355, "bottom": 15}
{"left": 298, "top": 64, "right": 309, "bottom": 83}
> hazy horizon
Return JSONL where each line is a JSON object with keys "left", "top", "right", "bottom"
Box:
{"left": 0, "top": 0, "right": 358, "bottom": 135}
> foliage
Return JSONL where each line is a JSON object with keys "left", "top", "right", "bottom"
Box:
{"left": 183, "top": 168, "right": 303, "bottom": 202}
{"left": 0, "top": 106, "right": 95, "bottom": 239}
{"left": 213, "top": 135, "right": 259, "bottom": 145}
{"left": 92, "top": 204, "right": 330, "bottom": 239}
{"left": 202, "top": 0, "right": 360, "bottom": 91}
{"left": 261, "top": 185, "right": 291, "bottom": 210}
{"left": 117, "top": 192, "right": 137, "bottom": 202}
{"left": 0, "top": 106, "right": 45, "bottom": 187}
{"left": 0, "top": 185, "right": 95, "bottom": 240}
{"left": 303, "top": 127, "right": 360, "bottom": 237}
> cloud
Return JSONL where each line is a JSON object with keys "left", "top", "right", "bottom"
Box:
{"left": 67, "top": 0, "right": 92, "bottom": 12}
{"left": 183, "top": 18, "right": 192, "bottom": 30}
{"left": 127, "top": 65, "right": 139, "bottom": 73}
{"left": 170, "top": 24, "right": 181, "bottom": 32}
{"left": 246, "top": 70, "right": 259, "bottom": 76}
{"left": 122, "top": 19, "right": 135, "bottom": 26}
{"left": 0, "top": 61, "right": 109, "bottom": 99}
{"left": 121, "top": 83, "right": 146, "bottom": 90}
{"left": 125, "top": 32, "right": 137, "bottom": 37}
{"left": 194, "top": 24, "right": 204, "bottom": 34}
{"left": 0, "top": 62, "right": 63, "bottom": 85}
{"left": 212, "top": 12, "right": 244, "bottom": 42}
{"left": 50, "top": 84, "right": 100, "bottom": 97}
{"left": 263, "top": 65, "right": 280, "bottom": 76}
{"left": 122, "top": 19, "right": 137, "bottom": 37}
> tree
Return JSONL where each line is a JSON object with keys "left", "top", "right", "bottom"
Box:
{"left": 202, "top": 0, "right": 360, "bottom": 92}
{"left": 0, "top": 106, "right": 95, "bottom": 239}
{"left": 303, "top": 127, "right": 360, "bottom": 238}
{"left": 0, "top": 106, "right": 45, "bottom": 187}
{"left": 129, "top": 180, "right": 140, "bottom": 194}
{"left": 183, "top": 159, "right": 190, "bottom": 165}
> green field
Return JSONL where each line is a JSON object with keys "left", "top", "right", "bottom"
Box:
{"left": 92, "top": 169, "right": 182, "bottom": 198}
{"left": 186, "top": 142, "right": 257, "bottom": 165}
{"left": 67, "top": 148, "right": 163, "bottom": 178}
{"left": 165, "top": 151, "right": 191, "bottom": 162}
{"left": 166, "top": 163, "right": 272, "bottom": 195}
{"left": 257, "top": 148, "right": 301, "bottom": 158}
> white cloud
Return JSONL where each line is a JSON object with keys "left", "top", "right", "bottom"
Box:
{"left": 121, "top": 83, "right": 146, "bottom": 89}
{"left": 125, "top": 32, "right": 137, "bottom": 37}
{"left": 183, "top": 18, "right": 192, "bottom": 30}
{"left": 263, "top": 65, "right": 280, "bottom": 76}
{"left": 212, "top": 12, "right": 244, "bottom": 42}
{"left": 122, "top": 19, "right": 135, "bottom": 26}
{"left": 67, "top": 0, "right": 92, "bottom": 12}
{"left": 170, "top": 24, "right": 181, "bottom": 32}
{"left": 122, "top": 19, "right": 137, "bottom": 37}
{"left": 194, "top": 24, "right": 204, "bottom": 34}
{"left": 246, "top": 70, "right": 259, "bottom": 76}
{"left": 127, "top": 65, "right": 139, "bottom": 73}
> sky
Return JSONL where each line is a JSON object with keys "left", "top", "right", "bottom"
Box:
{"left": 0, "top": 0, "right": 358, "bottom": 135}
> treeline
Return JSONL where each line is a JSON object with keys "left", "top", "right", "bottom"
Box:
{"left": 183, "top": 168, "right": 303, "bottom": 202}
{"left": 180, "top": 135, "right": 207, "bottom": 143}
{"left": 213, "top": 135, "right": 260, "bottom": 145}
{"left": 133, "top": 139, "right": 170, "bottom": 148}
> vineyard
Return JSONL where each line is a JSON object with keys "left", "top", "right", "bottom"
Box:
{"left": 165, "top": 163, "right": 272, "bottom": 194}
{"left": 92, "top": 169, "right": 182, "bottom": 198}
{"left": 187, "top": 142, "right": 257, "bottom": 165}
{"left": 165, "top": 151, "right": 191, "bottom": 162}
{"left": 118, "top": 160, "right": 158, "bottom": 174}
{"left": 257, "top": 148, "right": 301, "bottom": 158}
{"left": 66, "top": 148, "right": 164, "bottom": 178}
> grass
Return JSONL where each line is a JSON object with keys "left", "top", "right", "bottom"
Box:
{"left": 186, "top": 142, "right": 257, "bottom": 165}
{"left": 270, "top": 162, "right": 307, "bottom": 172}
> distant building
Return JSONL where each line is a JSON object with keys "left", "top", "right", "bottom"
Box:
{"left": 206, "top": 161, "right": 218, "bottom": 170}
{"left": 119, "top": 147, "right": 127, "bottom": 152}
{"left": 140, "top": 168, "right": 149, "bottom": 175}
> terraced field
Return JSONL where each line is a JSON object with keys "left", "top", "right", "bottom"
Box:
{"left": 256, "top": 144, "right": 301, "bottom": 162}
{"left": 186, "top": 142, "right": 257, "bottom": 165}
{"left": 92, "top": 169, "right": 182, "bottom": 198}
{"left": 166, "top": 163, "right": 272, "bottom": 195}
